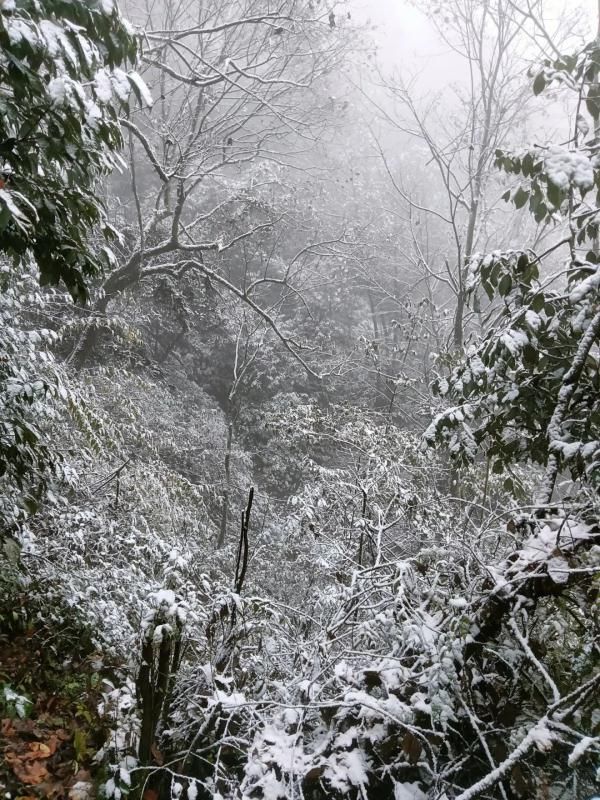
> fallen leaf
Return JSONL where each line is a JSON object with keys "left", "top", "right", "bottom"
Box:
{"left": 11, "top": 718, "right": 36, "bottom": 735}
{"left": 5, "top": 750, "right": 20, "bottom": 765}
{"left": 34, "top": 780, "right": 64, "bottom": 799}
{"left": 21, "top": 738, "right": 56, "bottom": 760}
{"left": 10, "top": 757, "right": 49, "bottom": 785}
{"left": 73, "top": 768, "right": 92, "bottom": 781}
{"left": 1, "top": 717, "right": 16, "bottom": 736}
{"left": 48, "top": 694, "right": 59, "bottom": 709}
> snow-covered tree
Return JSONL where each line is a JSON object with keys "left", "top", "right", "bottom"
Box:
{"left": 0, "top": 0, "right": 145, "bottom": 300}
{"left": 0, "top": 0, "right": 144, "bottom": 530}
{"left": 426, "top": 36, "right": 600, "bottom": 503}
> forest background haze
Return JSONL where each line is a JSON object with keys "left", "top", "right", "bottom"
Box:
{"left": 0, "top": 0, "right": 598, "bottom": 799}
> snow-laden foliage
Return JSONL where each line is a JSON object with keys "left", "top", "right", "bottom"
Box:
{"left": 0, "top": 0, "right": 145, "bottom": 300}
{"left": 425, "top": 245, "right": 600, "bottom": 487}
{"left": 156, "top": 501, "right": 599, "bottom": 799}
{"left": 0, "top": 267, "right": 69, "bottom": 530}
{"left": 1, "top": 2, "right": 599, "bottom": 800}
{"left": 427, "top": 38, "right": 600, "bottom": 496}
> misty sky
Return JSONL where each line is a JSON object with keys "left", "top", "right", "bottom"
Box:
{"left": 353, "top": 0, "right": 598, "bottom": 76}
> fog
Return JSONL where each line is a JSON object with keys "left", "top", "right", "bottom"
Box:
{"left": 1, "top": 0, "right": 599, "bottom": 798}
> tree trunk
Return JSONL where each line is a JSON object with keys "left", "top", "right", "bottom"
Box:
{"left": 217, "top": 416, "right": 234, "bottom": 548}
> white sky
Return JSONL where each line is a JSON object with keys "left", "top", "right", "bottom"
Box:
{"left": 351, "top": 0, "right": 599, "bottom": 77}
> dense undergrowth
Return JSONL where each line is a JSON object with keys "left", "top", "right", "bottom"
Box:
{"left": 0, "top": 0, "right": 599, "bottom": 798}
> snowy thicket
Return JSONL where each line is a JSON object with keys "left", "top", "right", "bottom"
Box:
{"left": 0, "top": 1, "right": 599, "bottom": 800}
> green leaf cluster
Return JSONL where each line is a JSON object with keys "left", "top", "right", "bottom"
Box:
{"left": 0, "top": 0, "right": 141, "bottom": 301}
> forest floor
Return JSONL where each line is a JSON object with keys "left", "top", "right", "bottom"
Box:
{"left": 0, "top": 620, "right": 108, "bottom": 800}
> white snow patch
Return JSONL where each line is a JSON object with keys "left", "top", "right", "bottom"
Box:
{"left": 546, "top": 555, "right": 569, "bottom": 584}
{"left": 525, "top": 310, "right": 541, "bottom": 330}
{"left": 94, "top": 69, "right": 113, "bottom": 103}
{"left": 500, "top": 329, "right": 528, "bottom": 357}
{"left": 505, "top": 517, "right": 596, "bottom": 580}
{"left": 545, "top": 146, "right": 594, "bottom": 192}
{"left": 128, "top": 71, "right": 153, "bottom": 107}
{"left": 324, "top": 749, "right": 370, "bottom": 792}
{"left": 568, "top": 736, "right": 598, "bottom": 766}
{"left": 6, "top": 18, "right": 36, "bottom": 46}
{"left": 394, "top": 781, "right": 427, "bottom": 800}
{"left": 111, "top": 68, "right": 131, "bottom": 102}
{"left": 570, "top": 264, "right": 600, "bottom": 304}
{"left": 531, "top": 720, "right": 554, "bottom": 752}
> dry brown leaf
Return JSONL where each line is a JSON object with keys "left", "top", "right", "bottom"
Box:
{"left": 402, "top": 731, "right": 423, "bottom": 765}
{"left": 11, "top": 757, "right": 49, "bottom": 785}
{"left": 21, "top": 739, "right": 56, "bottom": 760}
{"left": 36, "top": 782, "right": 65, "bottom": 800}
{"left": 303, "top": 765, "right": 325, "bottom": 784}
{"left": 45, "top": 695, "right": 59, "bottom": 713}
{"left": 25, "top": 743, "right": 51, "bottom": 759}
{"left": 150, "top": 741, "right": 164, "bottom": 765}
{"left": 72, "top": 768, "right": 92, "bottom": 782}
{"left": 1, "top": 717, "right": 16, "bottom": 736}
